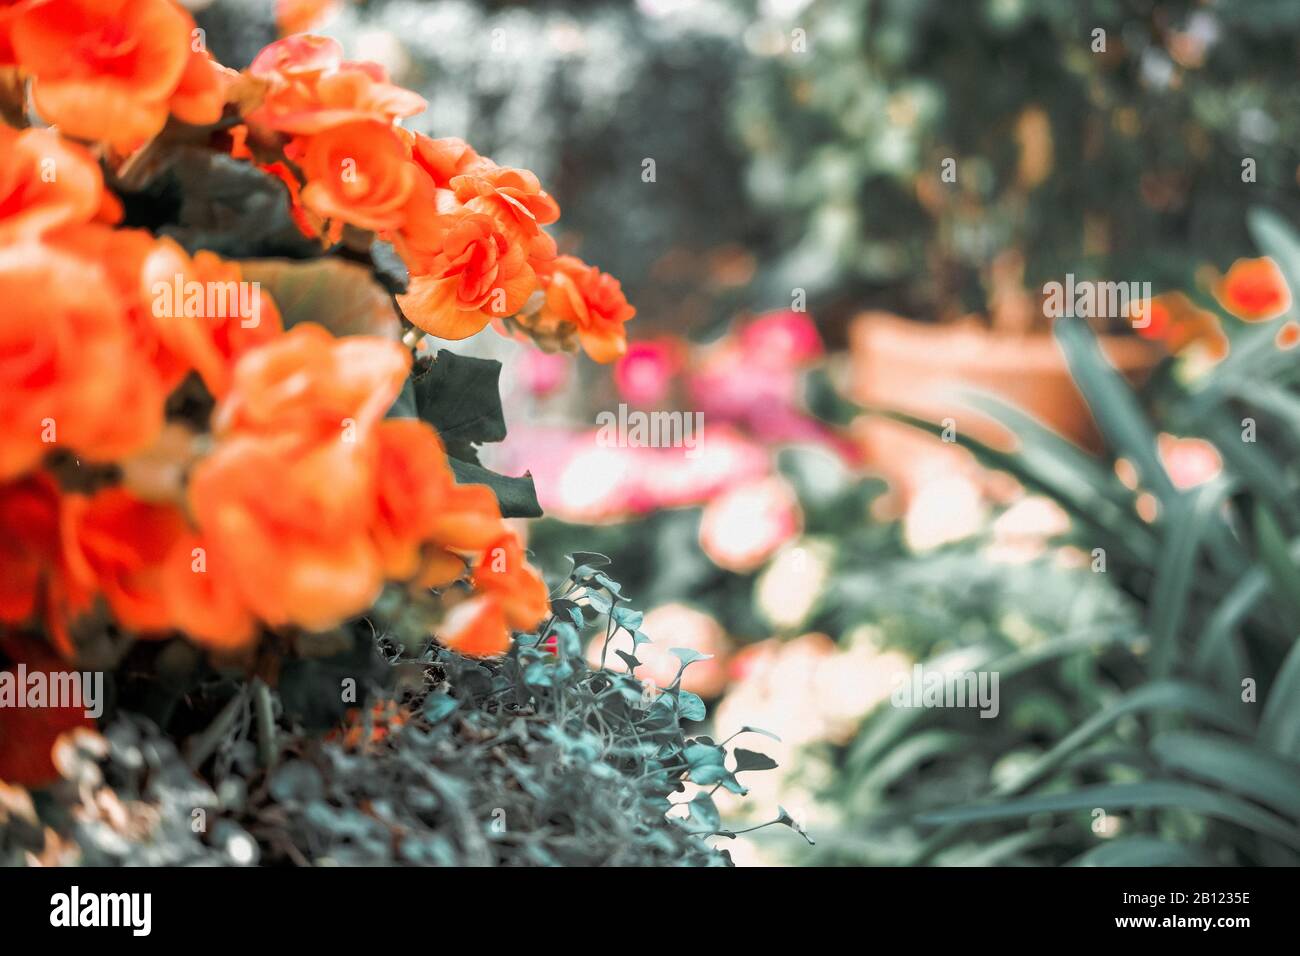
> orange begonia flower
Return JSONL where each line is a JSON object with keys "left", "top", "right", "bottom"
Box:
{"left": 161, "top": 533, "right": 257, "bottom": 649}
{"left": 538, "top": 255, "right": 636, "bottom": 363}
{"left": 298, "top": 120, "right": 416, "bottom": 233}
{"left": 60, "top": 486, "right": 189, "bottom": 634}
{"left": 213, "top": 322, "right": 410, "bottom": 446}
{"left": 0, "top": 1, "right": 40, "bottom": 67}
{"left": 276, "top": 0, "right": 340, "bottom": 38}
{"left": 48, "top": 222, "right": 193, "bottom": 391}
{"left": 369, "top": 418, "right": 461, "bottom": 581}
{"left": 472, "top": 532, "right": 549, "bottom": 631}
{"left": 0, "top": 126, "right": 121, "bottom": 241}
{"left": 0, "top": 240, "right": 164, "bottom": 479}
{"left": 405, "top": 132, "right": 486, "bottom": 190}
{"left": 450, "top": 165, "right": 560, "bottom": 244}
{"left": 249, "top": 31, "right": 342, "bottom": 80}
{"left": 188, "top": 434, "right": 383, "bottom": 631}
{"left": 245, "top": 34, "right": 424, "bottom": 136}
{"left": 168, "top": 47, "right": 230, "bottom": 127}
{"left": 12, "top": 0, "right": 222, "bottom": 151}
{"left": 186, "top": 325, "right": 412, "bottom": 632}
{"left": 438, "top": 595, "right": 510, "bottom": 657}
{"left": 427, "top": 483, "right": 510, "bottom": 553}
{"left": 1156, "top": 433, "right": 1223, "bottom": 491}
{"left": 370, "top": 419, "right": 523, "bottom": 585}
{"left": 397, "top": 205, "right": 538, "bottom": 339}
{"left": 141, "top": 240, "right": 283, "bottom": 399}
{"left": 1214, "top": 256, "right": 1292, "bottom": 322}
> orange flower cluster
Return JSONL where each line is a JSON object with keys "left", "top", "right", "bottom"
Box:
{"left": 0, "top": 120, "right": 274, "bottom": 654}
{"left": 1132, "top": 256, "right": 1294, "bottom": 359}
{"left": 0, "top": 125, "right": 279, "bottom": 480}
{"left": 1131, "top": 291, "right": 1229, "bottom": 360}
{"left": 3, "top": 0, "right": 227, "bottom": 152}
{"left": 175, "top": 324, "right": 548, "bottom": 654}
{"left": 235, "top": 34, "right": 634, "bottom": 362}
{"left": 1, "top": 19, "right": 554, "bottom": 664}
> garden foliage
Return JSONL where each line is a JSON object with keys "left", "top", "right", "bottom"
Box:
{"left": 823, "top": 212, "right": 1300, "bottom": 866}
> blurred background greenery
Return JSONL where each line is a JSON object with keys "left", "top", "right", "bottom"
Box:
{"left": 224, "top": 0, "right": 1300, "bottom": 865}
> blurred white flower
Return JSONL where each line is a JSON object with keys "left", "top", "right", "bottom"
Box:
{"left": 755, "top": 538, "right": 834, "bottom": 631}
{"left": 699, "top": 476, "right": 802, "bottom": 572}
{"left": 902, "top": 474, "right": 987, "bottom": 552}
{"left": 987, "top": 494, "right": 1070, "bottom": 564}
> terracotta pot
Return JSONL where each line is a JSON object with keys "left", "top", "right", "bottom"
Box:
{"left": 848, "top": 311, "right": 1159, "bottom": 501}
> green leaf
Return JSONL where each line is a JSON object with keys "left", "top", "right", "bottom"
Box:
{"left": 733, "top": 748, "right": 779, "bottom": 773}
{"left": 882, "top": 406, "right": 1156, "bottom": 566}
{"left": 551, "top": 622, "right": 581, "bottom": 659}
{"left": 448, "top": 458, "right": 542, "bottom": 519}
{"left": 922, "top": 781, "right": 1300, "bottom": 848}
{"left": 1151, "top": 731, "right": 1300, "bottom": 818}
{"left": 1252, "top": 502, "right": 1300, "bottom": 620}
{"left": 1148, "top": 482, "right": 1230, "bottom": 676}
{"left": 1069, "top": 837, "right": 1212, "bottom": 867}
{"left": 1053, "top": 317, "right": 1178, "bottom": 504}
{"left": 593, "top": 572, "right": 624, "bottom": 598}
{"left": 855, "top": 729, "right": 966, "bottom": 794}
{"left": 402, "top": 351, "right": 507, "bottom": 456}
{"left": 684, "top": 741, "right": 723, "bottom": 764}
{"left": 675, "top": 690, "right": 706, "bottom": 722}
{"left": 737, "top": 725, "right": 783, "bottom": 743}
{"left": 158, "top": 148, "right": 321, "bottom": 258}
{"left": 240, "top": 257, "right": 401, "bottom": 340}
{"left": 1192, "top": 565, "right": 1263, "bottom": 688}
{"left": 268, "top": 760, "right": 325, "bottom": 804}
{"left": 1260, "top": 639, "right": 1300, "bottom": 759}
{"left": 422, "top": 691, "right": 458, "bottom": 724}
{"left": 612, "top": 606, "right": 644, "bottom": 631}
{"left": 942, "top": 830, "right": 1051, "bottom": 866}
{"left": 689, "top": 792, "right": 721, "bottom": 832}
{"left": 776, "top": 806, "right": 815, "bottom": 846}
{"left": 669, "top": 648, "right": 713, "bottom": 667}
{"left": 995, "top": 680, "right": 1253, "bottom": 796}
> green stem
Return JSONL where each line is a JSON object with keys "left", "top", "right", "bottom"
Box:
{"left": 252, "top": 679, "right": 278, "bottom": 769}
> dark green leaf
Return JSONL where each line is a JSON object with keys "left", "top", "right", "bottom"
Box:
{"left": 448, "top": 458, "right": 542, "bottom": 519}
{"left": 409, "top": 351, "right": 507, "bottom": 450}
{"left": 733, "top": 748, "right": 779, "bottom": 773}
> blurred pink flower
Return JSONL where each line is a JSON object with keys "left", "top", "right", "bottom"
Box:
{"left": 492, "top": 424, "right": 769, "bottom": 524}
{"left": 518, "top": 349, "right": 571, "bottom": 398}
{"left": 638, "top": 425, "right": 770, "bottom": 511}
{"left": 699, "top": 476, "right": 802, "bottom": 572}
{"left": 614, "top": 338, "right": 684, "bottom": 406}
{"left": 1157, "top": 433, "right": 1223, "bottom": 490}
{"left": 739, "top": 310, "right": 823, "bottom": 367}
